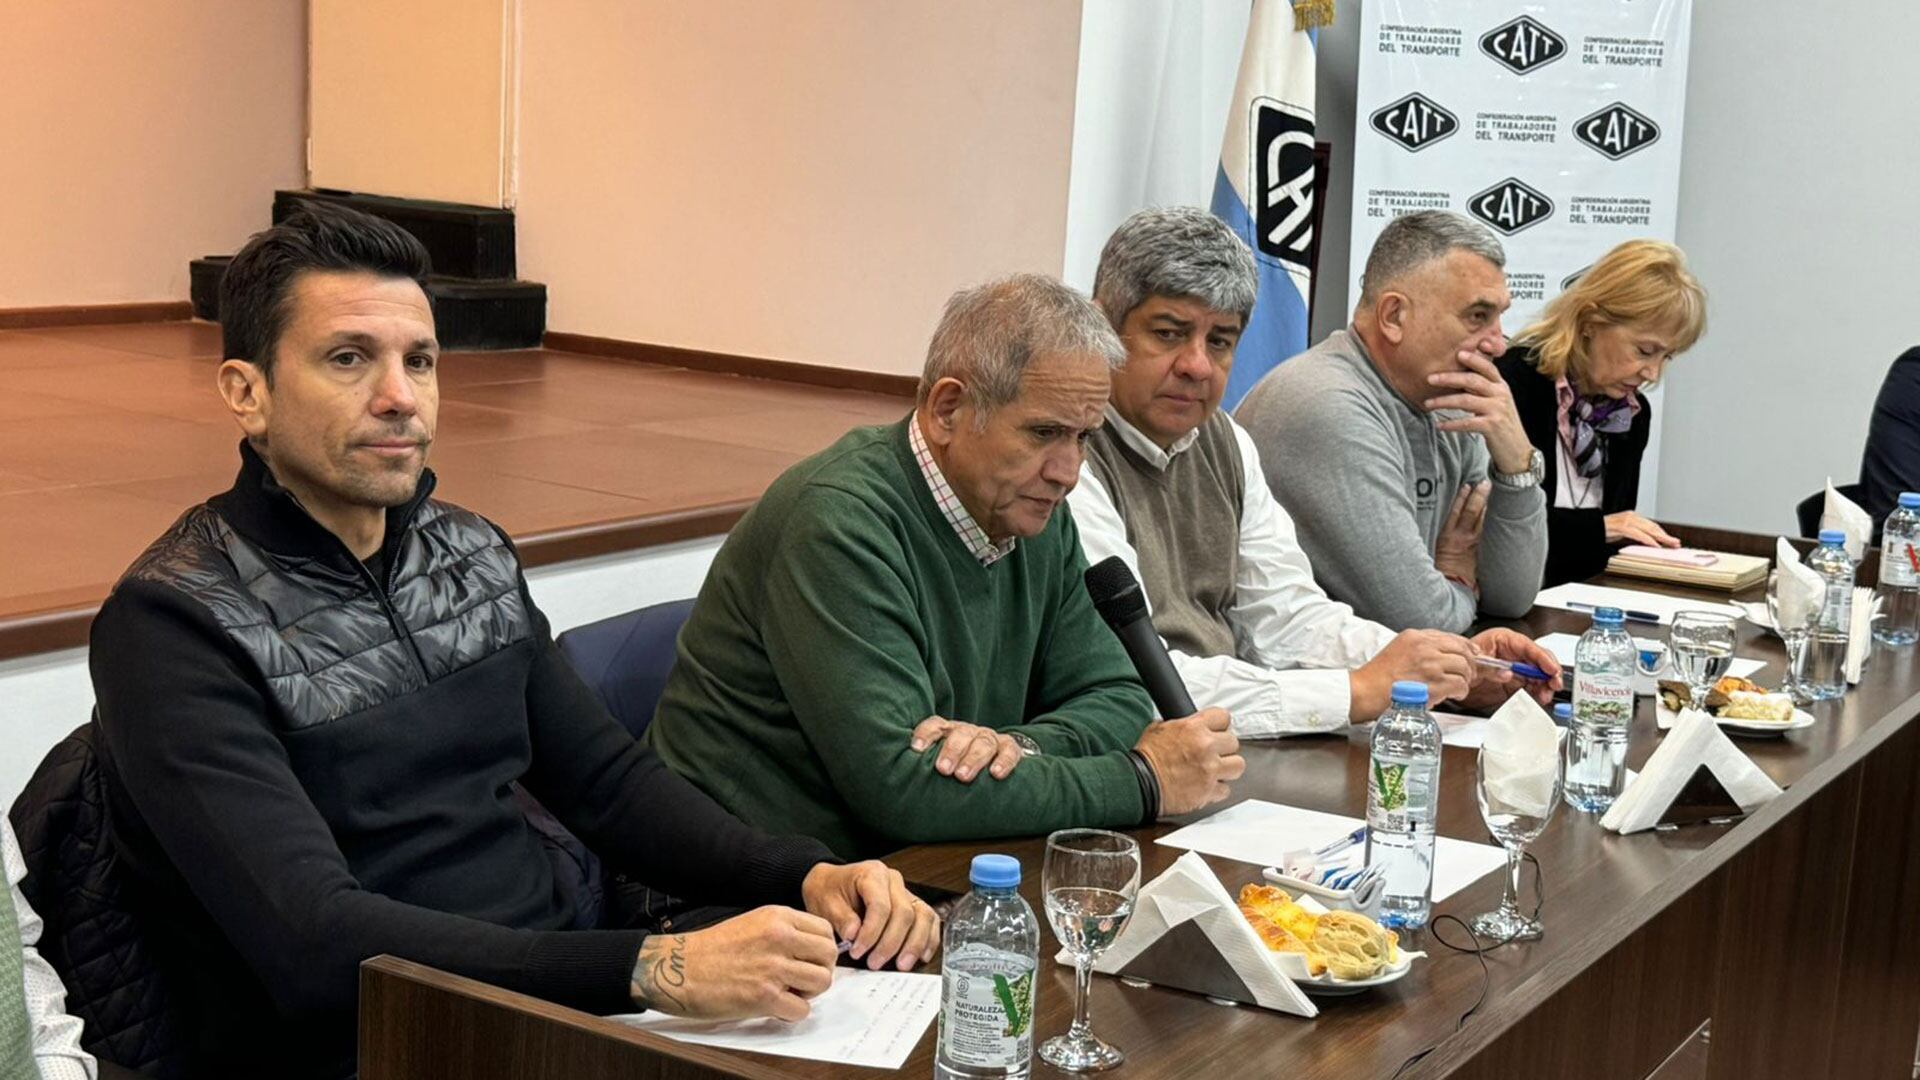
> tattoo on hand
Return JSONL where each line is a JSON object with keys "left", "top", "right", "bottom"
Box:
{"left": 631, "top": 934, "right": 689, "bottom": 1012}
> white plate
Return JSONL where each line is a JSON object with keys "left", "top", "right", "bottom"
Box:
{"left": 1292, "top": 950, "right": 1421, "bottom": 996}
{"left": 1656, "top": 703, "right": 1815, "bottom": 738}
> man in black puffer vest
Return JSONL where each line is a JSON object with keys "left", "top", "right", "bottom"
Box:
{"left": 88, "top": 203, "right": 938, "bottom": 1078}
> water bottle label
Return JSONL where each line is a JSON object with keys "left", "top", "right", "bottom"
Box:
{"left": 938, "top": 946, "right": 1033, "bottom": 1068}
{"left": 1882, "top": 540, "right": 1918, "bottom": 588}
{"left": 1367, "top": 760, "right": 1435, "bottom": 833}
{"left": 1825, "top": 585, "right": 1853, "bottom": 629}
{"left": 1572, "top": 672, "right": 1633, "bottom": 726}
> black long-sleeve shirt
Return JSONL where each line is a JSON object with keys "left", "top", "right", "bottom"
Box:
{"left": 1499, "top": 349, "right": 1652, "bottom": 587}
{"left": 1860, "top": 346, "right": 1920, "bottom": 532}
{"left": 90, "top": 453, "right": 833, "bottom": 1077}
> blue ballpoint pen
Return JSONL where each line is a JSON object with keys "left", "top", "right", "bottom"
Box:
{"left": 1472, "top": 654, "right": 1552, "bottom": 682}
{"left": 1311, "top": 826, "right": 1367, "bottom": 860}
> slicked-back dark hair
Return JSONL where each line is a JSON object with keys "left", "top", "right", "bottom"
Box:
{"left": 219, "top": 201, "right": 433, "bottom": 380}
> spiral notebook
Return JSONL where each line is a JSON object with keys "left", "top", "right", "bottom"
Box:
{"left": 1605, "top": 546, "right": 1769, "bottom": 591}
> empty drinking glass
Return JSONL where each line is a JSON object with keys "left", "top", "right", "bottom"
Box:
{"left": 1471, "top": 738, "right": 1564, "bottom": 942}
{"left": 1767, "top": 570, "right": 1822, "bottom": 704}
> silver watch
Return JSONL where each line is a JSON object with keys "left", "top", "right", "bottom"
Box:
{"left": 1008, "top": 732, "right": 1043, "bottom": 758}
{"left": 1491, "top": 447, "right": 1545, "bottom": 491}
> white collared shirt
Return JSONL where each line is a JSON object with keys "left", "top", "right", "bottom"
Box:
{"left": 1068, "top": 407, "right": 1398, "bottom": 737}
{"left": 909, "top": 415, "right": 1016, "bottom": 567}
{"left": 5, "top": 818, "right": 97, "bottom": 1080}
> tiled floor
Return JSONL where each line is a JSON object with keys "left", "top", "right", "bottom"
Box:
{"left": 0, "top": 320, "right": 910, "bottom": 633}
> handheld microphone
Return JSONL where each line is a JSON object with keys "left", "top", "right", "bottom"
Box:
{"left": 1084, "top": 556, "right": 1196, "bottom": 721}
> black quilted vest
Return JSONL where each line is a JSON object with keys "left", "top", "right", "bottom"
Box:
{"left": 86, "top": 443, "right": 570, "bottom": 1077}
{"left": 131, "top": 450, "right": 532, "bottom": 729}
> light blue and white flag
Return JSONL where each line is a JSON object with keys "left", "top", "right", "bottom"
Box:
{"left": 1211, "top": 0, "right": 1319, "bottom": 409}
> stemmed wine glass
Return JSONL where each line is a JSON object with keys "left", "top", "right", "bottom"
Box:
{"left": 1471, "top": 738, "right": 1565, "bottom": 941}
{"left": 1670, "top": 611, "right": 1738, "bottom": 707}
{"left": 1767, "top": 569, "right": 1822, "bottom": 704}
{"left": 1040, "top": 829, "right": 1141, "bottom": 1072}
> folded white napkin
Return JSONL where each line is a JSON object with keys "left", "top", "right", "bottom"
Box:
{"left": 1600, "top": 709, "right": 1783, "bottom": 834}
{"left": 1823, "top": 480, "right": 1873, "bottom": 561}
{"left": 1845, "top": 586, "right": 1879, "bottom": 684}
{"left": 1079, "top": 851, "right": 1316, "bottom": 1017}
{"left": 1775, "top": 536, "right": 1824, "bottom": 630}
{"left": 1481, "top": 692, "right": 1560, "bottom": 819}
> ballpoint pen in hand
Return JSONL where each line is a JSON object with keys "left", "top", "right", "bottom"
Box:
{"left": 1472, "top": 654, "right": 1552, "bottom": 682}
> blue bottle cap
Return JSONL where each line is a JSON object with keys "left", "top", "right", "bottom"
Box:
{"left": 1900, "top": 492, "right": 1920, "bottom": 510}
{"left": 1592, "top": 605, "right": 1625, "bottom": 628}
{"left": 1818, "top": 529, "right": 1847, "bottom": 546}
{"left": 970, "top": 854, "right": 1021, "bottom": 889}
{"left": 1553, "top": 702, "right": 1573, "bottom": 721}
{"left": 1390, "top": 680, "right": 1428, "bottom": 706}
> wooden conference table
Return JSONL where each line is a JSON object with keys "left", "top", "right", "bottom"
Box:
{"left": 358, "top": 528, "right": 1920, "bottom": 1080}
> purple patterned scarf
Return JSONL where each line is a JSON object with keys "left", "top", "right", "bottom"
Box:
{"left": 1563, "top": 392, "right": 1636, "bottom": 478}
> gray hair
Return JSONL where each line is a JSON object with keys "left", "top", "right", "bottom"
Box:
{"left": 917, "top": 273, "right": 1125, "bottom": 416}
{"left": 1357, "top": 210, "right": 1506, "bottom": 306}
{"left": 1091, "top": 206, "right": 1258, "bottom": 330}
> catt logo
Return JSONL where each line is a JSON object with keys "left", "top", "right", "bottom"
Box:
{"left": 1573, "top": 103, "right": 1661, "bottom": 160}
{"left": 1479, "top": 15, "right": 1566, "bottom": 75}
{"left": 1369, "top": 93, "right": 1459, "bottom": 152}
{"left": 1254, "top": 99, "right": 1316, "bottom": 270}
{"left": 1467, "top": 178, "right": 1554, "bottom": 236}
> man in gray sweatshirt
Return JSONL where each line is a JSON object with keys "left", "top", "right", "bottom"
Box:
{"left": 1235, "top": 211, "right": 1547, "bottom": 633}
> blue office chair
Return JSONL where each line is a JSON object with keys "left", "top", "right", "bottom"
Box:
{"left": 555, "top": 597, "right": 697, "bottom": 738}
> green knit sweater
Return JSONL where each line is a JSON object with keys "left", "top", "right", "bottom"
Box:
{"left": 646, "top": 418, "right": 1154, "bottom": 859}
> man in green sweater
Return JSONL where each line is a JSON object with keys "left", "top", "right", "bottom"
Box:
{"left": 647, "top": 274, "right": 1244, "bottom": 860}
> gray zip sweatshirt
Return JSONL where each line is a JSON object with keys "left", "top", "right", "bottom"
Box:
{"left": 1234, "top": 328, "right": 1547, "bottom": 633}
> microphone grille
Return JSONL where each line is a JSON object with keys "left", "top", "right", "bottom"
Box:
{"left": 1083, "top": 556, "right": 1147, "bottom": 624}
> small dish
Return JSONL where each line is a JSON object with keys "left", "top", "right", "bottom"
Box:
{"left": 1260, "top": 866, "right": 1385, "bottom": 920}
{"left": 1655, "top": 703, "right": 1815, "bottom": 738}
{"left": 1281, "top": 950, "right": 1422, "bottom": 996}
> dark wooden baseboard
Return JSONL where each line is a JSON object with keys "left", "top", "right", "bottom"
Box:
{"left": 0, "top": 301, "right": 194, "bottom": 331}
{"left": 544, "top": 330, "right": 917, "bottom": 398}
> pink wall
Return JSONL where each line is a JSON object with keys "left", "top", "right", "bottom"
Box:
{"left": 0, "top": 2, "right": 306, "bottom": 308}
{"left": 515, "top": 0, "right": 1084, "bottom": 377}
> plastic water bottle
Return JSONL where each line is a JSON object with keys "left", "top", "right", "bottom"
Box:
{"left": 1365, "top": 681, "right": 1441, "bottom": 931}
{"left": 936, "top": 855, "right": 1038, "bottom": 1080}
{"left": 1553, "top": 702, "right": 1574, "bottom": 726}
{"left": 1874, "top": 493, "right": 1920, "bottom": 647}
{"left": 1566, "top": 607, "right": 1635, "bottom": 814}
{"left": 1806, "top": 530, "right": 1855, "bottom": 699}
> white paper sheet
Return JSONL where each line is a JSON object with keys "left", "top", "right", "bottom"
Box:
{"left": 1355, "top": 711, "right": 1490, "bottom": 748}
{"left": 611, "top": 968, "right": 940, "bottom": 1070}
{"left": 1431, "top": 710, "right": 1491, "bottom": 749}
{"left": 1157, "top": 799, "right": 1508, "bottom": 903}
{"left": 1535, "top": 582, "right": 1743, "bottom": 625}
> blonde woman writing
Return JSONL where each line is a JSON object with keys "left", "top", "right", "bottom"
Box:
{"left": 1498, "top": 240, "right": 1706, "bottom": 586}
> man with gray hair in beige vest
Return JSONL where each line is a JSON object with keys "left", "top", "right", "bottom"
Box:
{"left": 1066, "top": 208, "right": 1559, "bottom": 737}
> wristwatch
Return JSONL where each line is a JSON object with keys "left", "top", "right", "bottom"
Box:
{"left": 1491, "top": 447, "right": 1545, "bottom": 491}
{"left": 1008, "top": 732, "right": 1043, "bottom": 758}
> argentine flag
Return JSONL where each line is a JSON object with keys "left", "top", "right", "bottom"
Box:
{"left": 1212, "top": 0, "right": 1318, "bottom": 409}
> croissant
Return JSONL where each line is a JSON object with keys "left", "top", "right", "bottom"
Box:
{"left": 1309, "top": 910, "right": 1400, "bottom": 981}
{"left": 1237, "top": 883, "right": 1401, "bottom": 981}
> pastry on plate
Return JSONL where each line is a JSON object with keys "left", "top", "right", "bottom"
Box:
{"left": 1718, "top": 690, "right": 1794, "bottom": 722}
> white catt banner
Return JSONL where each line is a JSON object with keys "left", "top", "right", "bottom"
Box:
{"left": 1349, "top": 0, "right": 1693, "bottom": 331}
